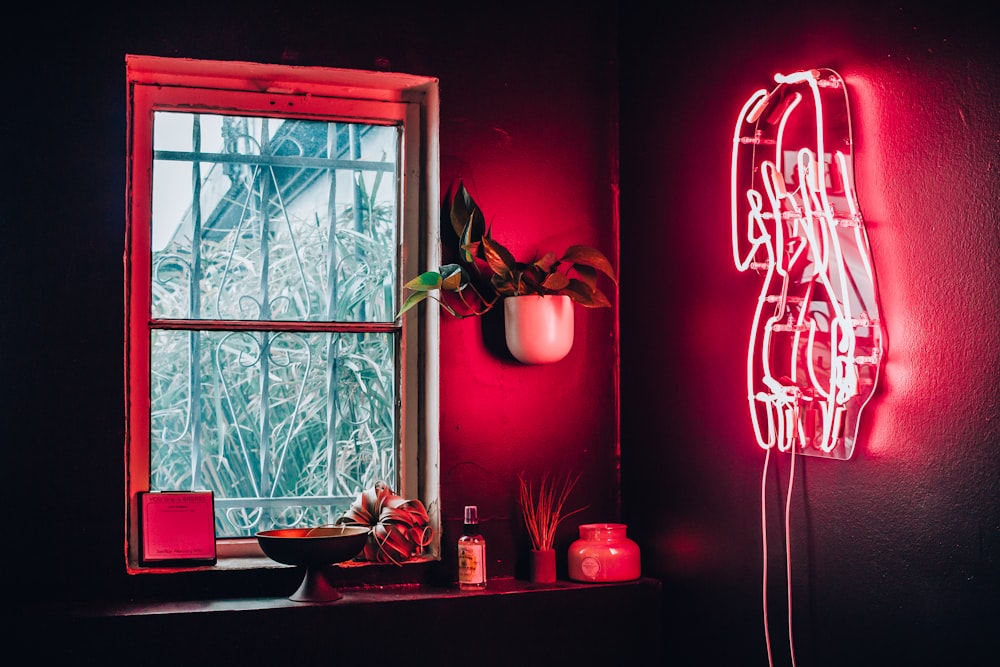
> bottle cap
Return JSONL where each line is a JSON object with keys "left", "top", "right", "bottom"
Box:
{"left": 464, "top": 505, "right": 478, "bottom": 524}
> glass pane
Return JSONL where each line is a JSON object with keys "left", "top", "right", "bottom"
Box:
{"left": 151, "top": 112, "right": 399, "bottom": 323}
{"left": 149, "top": 328, "right": 397, "bottom": 538}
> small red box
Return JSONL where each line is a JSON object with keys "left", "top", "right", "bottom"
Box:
{"left": 139, "top": 491, "right": 217, "bottom": 566}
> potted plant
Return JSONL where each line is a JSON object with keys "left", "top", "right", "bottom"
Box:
{"left": 518, "top": 471, "right": 587, "bottom": 583}
{"left": 397, "top": 180, "right": 617, "bottom": 363}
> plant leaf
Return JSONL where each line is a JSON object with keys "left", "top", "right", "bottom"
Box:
{"left": 397, "top": 291, "right": 429, "bottom": 316}
{"left": 450, "top": 181, "right": 486, "bottom": 243}
{"left": 402, "top": 270, "right": 444, "bottom": 292}
{"left": 459, "top": 216, "right": 478, "bottom": 264}
{"left": 481, "top": 232, "right": 517, "bottom": 279}
{"left": 569, "top": 264, "right": 598, "bottom": 290}
{"left": 490, "top": 274, "right": 518, "bottom": 297}
{"left": 438, "top": 264, "right": 467, "bottom": 291}
{"left": 516, "top": 262, "right": 548, "bottom": 293}
{"left": 460, "top": 239, "right": 481, "bottom": 266}
{"left": 561, "top": 245, "right": 617, "bottom": 282}
{"left": 533, "top": 251, "right": 559, "bottom": 274}
{"left": 540, "top": 271, "right": 570, "bottom": 291}
{"left": 562, "top": 278, "right": 611, "bottom": 308}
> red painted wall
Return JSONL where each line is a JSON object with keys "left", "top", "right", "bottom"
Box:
{"left": 434, "top": 36, "right": 621, "bottom": 577}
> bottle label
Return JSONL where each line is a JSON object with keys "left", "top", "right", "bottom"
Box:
{"left": 458, "top": 543, "right": 486, "bottom": 584}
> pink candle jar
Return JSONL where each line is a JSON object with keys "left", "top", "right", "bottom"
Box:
{"left": 568, "top": 523, "right": 641, "bottom": 583}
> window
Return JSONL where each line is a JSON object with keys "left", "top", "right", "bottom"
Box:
{"left": 125, "top": 55, "right": 440, "bottom": 571}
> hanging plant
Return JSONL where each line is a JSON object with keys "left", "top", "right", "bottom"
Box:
{"left": 397, "top": 180, "right": 617, "bottom": 319}
{"left": 336, "top": 481, "right": 434, "bottom": 565}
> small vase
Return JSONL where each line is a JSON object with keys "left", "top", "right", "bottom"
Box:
{"left": 503, "top": 294, "right": 574, "bottom": 364}
{"left": 529, "top": 548, "right": 557, "bottom": 583}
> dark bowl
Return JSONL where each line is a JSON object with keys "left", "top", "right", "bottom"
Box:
{"left": 256, "top": 525, "right": 371, "bottom": 567}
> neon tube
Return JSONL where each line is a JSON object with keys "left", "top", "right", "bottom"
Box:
{"left": 730, "top": 68, "right": 884, "bottom": 460}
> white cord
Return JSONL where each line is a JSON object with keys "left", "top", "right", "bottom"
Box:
{"left": 761, "top": 444, "right": 800, "bottom": 667}
{"left": 761, "top": 447, "right": 774, "bottom": 667}
{"left": 785, "top": 446, "right": 798, "bottom": 667}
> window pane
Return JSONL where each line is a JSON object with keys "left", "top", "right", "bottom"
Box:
{"left": 151, "top": 112, "right": 399, "bottom": 323}
{"left": 150, "top": 328, "right": 397, "bottom": 538}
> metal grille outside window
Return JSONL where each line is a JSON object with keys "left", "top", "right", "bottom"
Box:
{"left": 149, "top": 111, "right": 401, "bottom": 538}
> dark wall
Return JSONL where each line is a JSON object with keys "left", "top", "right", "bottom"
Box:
{"left": 620, "top": 2, "right": 999, "bottom": 666}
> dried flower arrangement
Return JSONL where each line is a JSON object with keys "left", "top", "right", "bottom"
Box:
{"left": 518, "top": 472, "right": 587, "bottom": 552}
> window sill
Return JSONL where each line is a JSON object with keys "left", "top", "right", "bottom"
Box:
{"left": 23, "top": 577, "right": 663, "bottom": 663}
{"left": 126, "top": 552, "right": 439, "bottom": 590}
{"left": 49, "top": 575, "right": 660, "bottom": 615}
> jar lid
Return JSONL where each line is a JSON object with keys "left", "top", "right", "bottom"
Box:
{"left": 578, "top": 522, "right": 627, "bottom": 538}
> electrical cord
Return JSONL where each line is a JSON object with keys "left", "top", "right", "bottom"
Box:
{"left": 785, "top": 446, "right": 798, "bottom": 667}
{"left": 761, "top": 447, "right": 774, "bottom": 667}
{"left": 761, "top": 445, "right": 800, "bottom": 667}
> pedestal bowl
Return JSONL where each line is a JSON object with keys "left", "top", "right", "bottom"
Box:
{"left": 257, "top": 525, "right": 371, "bottom": 603}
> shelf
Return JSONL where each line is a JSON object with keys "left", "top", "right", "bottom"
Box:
{"left": 20, "top": 577, "right": 663, "bottom": 664}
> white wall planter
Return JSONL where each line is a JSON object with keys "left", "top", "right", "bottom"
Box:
{"left": 503, "top": 294, "right": 574, "bottom": 364}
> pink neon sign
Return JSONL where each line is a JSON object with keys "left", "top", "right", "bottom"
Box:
{"left": 730, "top": 68, "right": 884, "bottom": 460}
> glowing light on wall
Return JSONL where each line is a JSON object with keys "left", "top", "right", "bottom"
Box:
{"left": 730, "top": 68, "right": 884, "bottom": 460}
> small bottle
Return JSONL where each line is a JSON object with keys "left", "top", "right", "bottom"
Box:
{"left": 458, "top": 505, "right": 487, "bottom": 590}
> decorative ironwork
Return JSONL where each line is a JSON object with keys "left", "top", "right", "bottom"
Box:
{"left": 150, "top": 112, "right": 400, "bottom": 536}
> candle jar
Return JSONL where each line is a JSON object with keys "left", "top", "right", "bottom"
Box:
{"left": 567, "top": 523, "right": 641, "bottom": 583}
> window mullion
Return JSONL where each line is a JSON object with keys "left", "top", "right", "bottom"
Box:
{"left": 189, "top": 114, "right": 205, "bottom": 489}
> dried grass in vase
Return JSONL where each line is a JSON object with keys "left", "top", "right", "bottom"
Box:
{"left": 518, "top": 472, "right": 588, "bottom": 552}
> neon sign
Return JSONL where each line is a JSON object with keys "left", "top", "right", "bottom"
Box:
{"left": 730, "top": 68, "right": 884, "bottom": 460}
